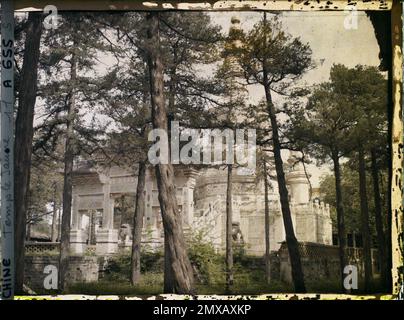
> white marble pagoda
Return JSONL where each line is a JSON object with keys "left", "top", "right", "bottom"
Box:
{"left": 69, "top": 155, "right": 333, "bottom": 256}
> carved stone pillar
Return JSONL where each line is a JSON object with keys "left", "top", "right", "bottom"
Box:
{"left": 70, "top": 196, "right": 88, "bottom": 255}
{"left": 182, "top": 168, "right": 200, "bottom": 227}
{"left": 96, "top": 229, "right": 118, "bottom": 255}
{"left": 102, "top": 183, "right": 114, "bottom": 229}
{"left": 70, "top": 229, "right": 87, "bottom": 255}
{"left": 96, "top": 173, "right": 118, "bottom": 255}
{"left": 71, "top": 195, "right": 79, "bottom": 230}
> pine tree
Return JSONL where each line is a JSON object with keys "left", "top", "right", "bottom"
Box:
{"left": 288, "top": 64, "right": 388, "bottom": 292}
{"left": 96, "top": 11, "right": 222, "bottom": 287}
{"left": 14, "top": 12, "right": 43, "bottom": 294}
{"left": 99, "top": 62, "right": 151, "bottom": 285}
{"left": 222, "top": 16, "right": 247, "bottom": 293}
{"left": 331, "top": 65, "right": 389, "bottom": 292}
{"left": 234, "top": 13, "right": 312, "bottom": 293}
{"left": 145, "top": 12, "right": 195, "bottom": 294}
{"left": 35, "top": 12, "right": 107, "bottom": 291}
{"left": 289, "top": 78, "right": 354, "bottom": 292}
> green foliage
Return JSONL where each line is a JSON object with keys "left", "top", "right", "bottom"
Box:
{"left": 67, "top": 273, "right": 292, "bottom": 296}
{"left": 69, "top": 255, "right": 292, "bottom": 295}
{"left": 102, "top": 233, "right": 267, "bottom": 289}
{"left": 187, "top": 231, "right": 224, "bottom": 285}
{"left": 34, "top": 12, "right": 109, "bottom": 164}
{"left": 187, "top": 231, "right": 270, "bottom": 289}
{"left": 103, "top": 250, "right": 163, "bottom": 282}
{"left": 60, "top": 273, "right": 387, "bottom": 295}
{"left": 237, "top": 14, "right": 312, "bottom": 89}
{"left": 27, "top": 160, "right": 62, "bottom": 229}
{"left": 233, "top": 242, "right": 247, "bottom": 260}
{"left": 289, "top": 64, "right": 388, "bottom": 163}
{"left": 319, "top": 163, "right": 388, "bottom": 237}
{"left": 288, "top": 64, "right": 389, "bottom": 260}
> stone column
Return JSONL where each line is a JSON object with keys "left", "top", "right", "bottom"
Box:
{"left": 323, "top": 203, "right": 333, "bottom": 245}
{"left": 78, "top": 210, "right": 84, "bottom": 229}
{"left": 182, "top": 185, "right": 193, "bottom": 227}
{"left": 285, "top": 153, "right": 310, "bottom": 205}
{"left": 182, "top": 168, "right": 199, "bottom": 227}
{"left": 102, "top": 182, "right": 113, "bottom": 229}
{"left": 96, "top": 228, "right": 118, "bottom": 255}
{"left": 70, "top": 195, "right": 88, "bottom": 254}
{"left": 96, "top": 177, "right": 118, "bottom": 255}
{"left": 70, "top": 229, "right": 87, "bottom": 255}
{"left": 71, "top": 195, "right": 79, "bottom": 230}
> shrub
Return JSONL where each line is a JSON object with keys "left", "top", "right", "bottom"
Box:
{"left": 187, "top": 231, "right": 224, "bottom": 285}
{"left": 103, "top": 249, "right": 163, "bottom": 281}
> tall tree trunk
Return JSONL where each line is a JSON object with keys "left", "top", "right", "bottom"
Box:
{"left": 264, "top": 161, "right": 271, "bottom": 284}
{"left": 146, "top": 12, "right": 195, "bottom": 294}
{"left": 131, "top": 161, "right": 146, "bottom": 285}
{"left": 51, "top": 202, "right": 58, "bottom": 243}
{"left": 59, "top": 47, "right": 77, "bottom": 292}
{"left": 58, "top": 207, "right": 62, "bottom": 242}
{"left": 332, "top": 151, "right": 348, "bottom": 292}
{"left": 371, "top": 148, "right": 388, "bottom": 291}
{"left": 14, "top": 12, "right": 43, "bottom": 294}
{"left": 358, "top": 147, "right": 373, "bottom": 292}
{"left": 165, "top": 99, "right": 176, "bottom": 289}
{"left": 261, "top": 11, "right": 305, "bottom": 292}
{"left": 51, "top": 183, "right": 58, "bottom": 242}
{"left": 264, "top": 84, "right": 306, "bottom": 293}
{"left": 225, "top": 164, "right": 234, "bottom": 293}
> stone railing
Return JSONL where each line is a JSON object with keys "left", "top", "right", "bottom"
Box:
{"left": 296, "top": 242, "right": 339, "bottom": 258}
{"left": 279, "top": 242, "right": 380, "bottom": 284}
{"left": 279, "top": 241, "right": 375, "bottom": 261}
{"left": 25, "top": 242, "right": 60, "bottom": 256}
{"left": 291, "top": 201, "right": 331, "bottom": 216}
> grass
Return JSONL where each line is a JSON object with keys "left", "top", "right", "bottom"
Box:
{"left": 67, "top": 273, "right": 164, "bottom": 296}
{"left": 65, "top": 273, "right": 386, "bottom": 296}
{"left": 63, "top": 247, "right": 388, "bottom": 296}
{"left": 66, "top": 272, "right": 294, "bottom": 296}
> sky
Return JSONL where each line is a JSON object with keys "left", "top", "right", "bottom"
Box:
{"left": 211, "top": 11, "right": 380, "bottom": 82}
